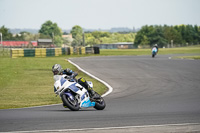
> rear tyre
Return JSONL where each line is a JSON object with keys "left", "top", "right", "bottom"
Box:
{"left": 61, "top": 94, "right": 80, "bottom": 111}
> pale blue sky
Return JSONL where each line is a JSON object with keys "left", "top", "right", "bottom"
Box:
{"left": 0, "top": 0, "right": 200, "bottom": 30}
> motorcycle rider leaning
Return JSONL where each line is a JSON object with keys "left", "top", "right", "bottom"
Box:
{"left": 152, "top": 44, "right": 159, "bottom": 53}
{"left": 52, "top": 64, "right": 96, "bottom": 99}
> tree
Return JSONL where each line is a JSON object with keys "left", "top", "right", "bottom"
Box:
{"left": 0, "top": 26, "right": 12, "bottom": 40}
{"left": 85, "top": 33, "right": 96, "bottom": 46}
{"left": 134, "top": 25, "right": 168, "bottom": 48}
{"left": 194, "top": 25, "right": 200, "bottom": 44}
{"left": 54, "top": 36, "right": 63, "bottom": 47}
{"left": 150, "top": 25, "right": 168, "bottom": 47}
{"left": 70, "top": 25, "right": 83, "bottom": 46}
{"left": 163, "top": 26, "right": 182, "bottom": 46}
{"left": 140, "top": 35, "right": 149, "bottom": 46}
{"left": 39, "top": 20, "right": 63, "bottom": 46}
{"left": 70, "top": 25, "right": 83, "bottom": 39}
{"left": 39, "top": 20, "right": 62, "bottom": 37}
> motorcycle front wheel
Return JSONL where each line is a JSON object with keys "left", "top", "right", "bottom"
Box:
{"left": 94, "top": 97, "right": 106, "bottom": 110}
{"left": 61, "top": 94, "right": 80, "bottom": 111}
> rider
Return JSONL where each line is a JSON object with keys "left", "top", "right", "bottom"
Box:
{"left": 152, "top": 44, "right": 159, "bottom": 54}
{"left": 52, "top": 64, "right": 96, "bottom": 98}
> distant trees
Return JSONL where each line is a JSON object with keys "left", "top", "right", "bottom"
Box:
{"left": 69, "top": 26, "right": 136, "bottom": 46}
{"left": 17, "top": 32, "right": 40, "bottom": 42}
{"left": 134, "top": 25, "right": 200, "bottom": 48}
{"left": 84, "top": 31, "right": 135, "bottom": 46}
{"left": 1, "top": 23, "right": 199, "bottom": 48}
{"left": 0, "top": 26, "right": 40, "bottom": 41}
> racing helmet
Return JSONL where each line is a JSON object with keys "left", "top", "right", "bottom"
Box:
{"left": 52, "top": 64, "right": 62, "bottom": 75}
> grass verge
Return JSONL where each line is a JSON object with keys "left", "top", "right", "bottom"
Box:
{"left": 0, "top": 56, "right": 107, "bottom": 109}
{"left": 100, "top": 46, "right": 200, "bottom": 56}
{"left": 174, "top": 56, "right": 200, "bottom": 60}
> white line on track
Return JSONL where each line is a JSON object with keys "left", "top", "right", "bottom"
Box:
{"left": 7, "top": 123, "right": 200, "bottom": 133}
{"left": 67, "top": 59, "right": 113, "bottom": 97}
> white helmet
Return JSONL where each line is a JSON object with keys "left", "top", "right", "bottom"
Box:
{"left": 52, "top": 64, "right": 62, "bottom": 75}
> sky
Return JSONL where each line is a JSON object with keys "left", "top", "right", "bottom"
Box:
{"left": 0, "top": 0, "right": 200, "bottom": 30}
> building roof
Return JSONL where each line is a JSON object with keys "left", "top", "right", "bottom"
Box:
{"left": 37, "top": 39, "right": 52, "bottom": 43}
{"left": 100, "top": 42, "right": 133, "bottom": 45}
{"left": 62, "top": 34, "right": 72, "bottom": 39}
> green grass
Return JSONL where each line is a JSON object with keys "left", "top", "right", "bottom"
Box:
{"left": 0, "top": 56, "right": 107, "bottom": 109}
{"left": 0, "top": 48, "right": 10, "bottom": 57}
{"left": 174, "top": 56, "right": 200, "bottom": 60}
{"left": 100, "top": 46, "right": 200, "bottom": 56}
{"left": 1, "top": 46, "right": 200, "bottom": 109}
{"left": 100, "top": 49, "right": 150, "bottom": 56}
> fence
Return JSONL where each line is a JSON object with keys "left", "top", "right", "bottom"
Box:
{"left": 10, "top": 47, "right": 100, "bottom": 58}
{"left": 0, "top": 47, "right": 11, "bottom": 57}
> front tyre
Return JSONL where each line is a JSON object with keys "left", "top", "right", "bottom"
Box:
{"left": 152, "top": 52, "right": 156, "bottom": 58}
{"left": 61, "top": 94, "right": 80, "bottom": 111}
{"left": 94, "top": 97, "right": 106, "bottom": 110}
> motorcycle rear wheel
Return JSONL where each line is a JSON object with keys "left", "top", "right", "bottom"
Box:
{"left": 61, "top": 94, "right": 80, "bottom": 111}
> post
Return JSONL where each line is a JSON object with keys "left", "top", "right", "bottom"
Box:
{"left": 0, "top": 33, "right": 2, "bottom": 45}
{"left": 171, "top": 40, "right": 173, "bottom": 48}
{"left": 0, "top": 33, "right": 3, "bottom": 56}
{"left": 52, "top": 32, "right": 54, "bottom": 46}
{"left": 82, "top": 32, "right": 85, "bottom": 46}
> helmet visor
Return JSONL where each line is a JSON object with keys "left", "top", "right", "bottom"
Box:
{"left": 53, "top": 70, "right": 59, "bottom": 75}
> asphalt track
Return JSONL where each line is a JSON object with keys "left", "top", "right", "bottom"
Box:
{"left": 0, "top": 54, "right": 200, "bottom": 132}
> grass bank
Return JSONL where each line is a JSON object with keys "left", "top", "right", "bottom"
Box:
{"left": 100, "top": 47, "right": 200, "bottom": 56}
{"left": 174, "top": 55, "right": 200, "bottom": 60}
{"left": 0, "top": 56, "right": 107, "bottom": 109}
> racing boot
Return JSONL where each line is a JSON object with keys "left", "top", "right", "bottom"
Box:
{"left": 86, "top": 83, "right": 101, "bottom": 99}
{"left": 78, "top": 78, "right": 100, "bottom": 99}
{"left": 63, "top": 103, "right": 68, "bottom": 108}
{"left": 88, "top": 87, "right": 97, "bottom": 99}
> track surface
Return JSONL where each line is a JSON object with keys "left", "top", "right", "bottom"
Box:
{"left": 1, "top": 55, "right": 200, "bottom": 132}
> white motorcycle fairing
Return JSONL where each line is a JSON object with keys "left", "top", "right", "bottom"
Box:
{"left": 54, "top": 75, "right": 95, "bottom": 108}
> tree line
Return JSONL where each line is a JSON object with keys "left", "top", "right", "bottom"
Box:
{"left": 134, "top": 25, "right": 200, "bottom": 48}
{"left": 70, "top": 26, "right": 135, "bottom": 47}
{"left": 1, "top": 20, "right": 199, "bottom": 48}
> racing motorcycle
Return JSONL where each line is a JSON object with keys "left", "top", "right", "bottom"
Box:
{"left": 54, "top": 75, "right": 106, "bottom": 111}
{"left": 152, "top": 47, "right": 158, "bottom": 58}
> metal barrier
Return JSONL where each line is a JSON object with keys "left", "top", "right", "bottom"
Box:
{"left": 10, "top": 47, "right": 99, "bottom": 58}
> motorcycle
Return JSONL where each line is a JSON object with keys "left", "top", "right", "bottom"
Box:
{"left": 54, "top": 75, "right": 106, "bottom": 111}
{"left": 152, "top": 47, "right": 158, "bottom": 58}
